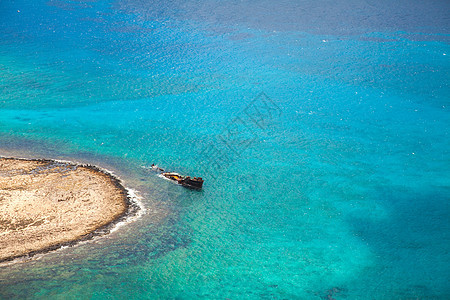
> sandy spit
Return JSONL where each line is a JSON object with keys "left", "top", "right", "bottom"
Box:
{"left": 0, "top": 157, "right": 140, "bottom": 263}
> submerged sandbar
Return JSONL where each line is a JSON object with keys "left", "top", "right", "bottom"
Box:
{"left": 0, "top": 157, "right": 134, "bottom": 263}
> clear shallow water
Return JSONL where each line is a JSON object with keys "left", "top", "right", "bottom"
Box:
{"left": 1, "top": 0, "right": 449, "bottom": 298}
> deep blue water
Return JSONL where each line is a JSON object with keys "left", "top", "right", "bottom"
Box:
{"left": 0, "top": 0, "right": 449, "bottom": 299}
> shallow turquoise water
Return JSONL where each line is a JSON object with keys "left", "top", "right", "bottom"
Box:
{"left": 1, "top": 0, "right": 449, "bottom": 299}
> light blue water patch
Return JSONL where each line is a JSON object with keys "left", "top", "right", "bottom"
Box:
{"left": 1, "top": 0, "right": 449, "bottom": 298}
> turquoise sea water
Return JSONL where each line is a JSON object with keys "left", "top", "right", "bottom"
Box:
{"left": 1, "top": 0, "right": 449, "bottom": 298}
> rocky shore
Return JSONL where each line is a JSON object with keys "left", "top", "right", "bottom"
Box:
{"left": 0, "top": 157, "right": 138, "bottom": 263}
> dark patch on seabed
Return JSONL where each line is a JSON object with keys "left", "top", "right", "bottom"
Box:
{"left": 348, "top": 187, "right": 450, "bottom": 298}
{"left": 105, "top": 205, "right": 193, "bottom": 267}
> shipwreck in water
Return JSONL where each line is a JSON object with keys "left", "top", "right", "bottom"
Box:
{"left": 151, "top": 164, "right": 204, "bottom": 189}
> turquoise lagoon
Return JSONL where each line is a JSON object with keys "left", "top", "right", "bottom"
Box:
{"left": 0, "top": 0, "right": 449, "bottom": 298}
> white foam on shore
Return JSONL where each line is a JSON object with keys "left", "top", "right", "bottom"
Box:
{"left": 109, "top": 187, "right": 145, "bottom": 234}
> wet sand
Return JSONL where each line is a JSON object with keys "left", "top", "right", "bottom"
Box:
{"left": 0, "top": 157, "right": 135, "bottom": 263}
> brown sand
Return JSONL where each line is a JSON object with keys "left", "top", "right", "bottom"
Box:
{"left": 0, "top": 157, "right": 131, "bottom": 263}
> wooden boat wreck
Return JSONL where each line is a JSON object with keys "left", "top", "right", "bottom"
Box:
{"left": 151, "top": 164, "right": 204, "bottom": 189}
{"left": 162, "top": 172, "right": 204, "bottom": 189}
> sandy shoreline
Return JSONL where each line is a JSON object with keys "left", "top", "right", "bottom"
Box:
{"left": 0, "top": 157, "right": 139, "bottom": 263}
